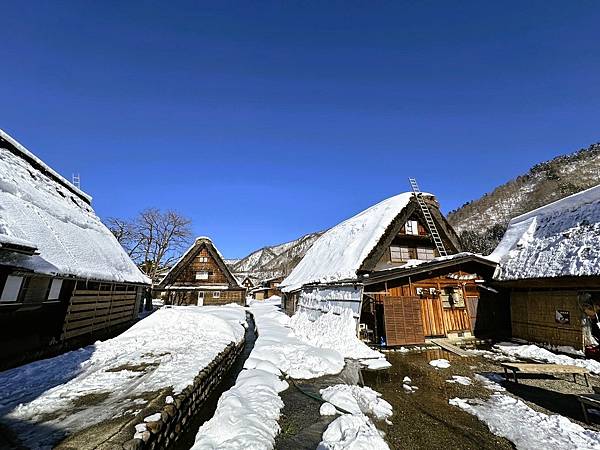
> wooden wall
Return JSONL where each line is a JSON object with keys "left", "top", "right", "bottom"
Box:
{"left": 62, "top": 283, "right": 141, "bottom": 340}
{"left": 173, "top": 247, "right": 229, "bottom": 285}
{"left": 511, "top": 289, "right": 583, "bottom": 349}
{"left": 382, "top": 296, "right": 425, "bottom": 345}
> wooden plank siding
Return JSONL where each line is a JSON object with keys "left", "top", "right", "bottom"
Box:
{"left": 62, "top": 288, "right": 139, "bottom": 340}
{"left": 383, "top": 296, "right": 425, "bottom": 345}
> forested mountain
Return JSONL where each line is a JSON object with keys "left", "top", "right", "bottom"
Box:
{"left": 448, "top": 142, "right": 600, "bottom": 254}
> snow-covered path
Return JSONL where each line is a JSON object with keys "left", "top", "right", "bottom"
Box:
{"left": 0, "top": 305, "right": 246, "bottom": 448}
{"left": 191, "top": 303, "right": 391, "bottom": 450}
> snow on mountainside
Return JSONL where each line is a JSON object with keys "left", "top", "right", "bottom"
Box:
{"left": 230, "top": 232, "right": 324, "bottom": 280}
{"left": 448, "top": 142, "right": 600, "bottom": 254}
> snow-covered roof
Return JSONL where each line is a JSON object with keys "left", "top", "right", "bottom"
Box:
{"left": 491, "top": 184, "right": 600, "bottom": 281}
{"left": 281, "top": 193, "right": 418, "bottom": 292}
{"left": 0, "top": 130, "right": 150, "bottom": 284}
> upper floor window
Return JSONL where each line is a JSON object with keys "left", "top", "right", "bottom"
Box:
{"left": 417, "top": 247, "right": 435, "bottom": 261}
{"left": 196, "top": 271, "right": 209, "bottom": 280}
{"left": 390, "top": 246, "right": 411, "bottom": 262}
{"left": 1, "top": 275, "right": 23, "bottom": 302}
{"left": 198, "top": 256, "right": 208, "bottom": 263}
{"left": 405, "top": 220, "right": 419, "bottom": 235}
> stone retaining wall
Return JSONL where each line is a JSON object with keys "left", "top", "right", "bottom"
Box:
{"left": 123, "top": 338, "right": 245, "bottom": 450}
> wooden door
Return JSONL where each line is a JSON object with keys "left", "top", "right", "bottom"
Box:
{"left": 383, "top": 297, "right": 425, "bottom": 346}
{"left": 421, "top": 297, "right": 446, "bottom": 337}
{"left": 465, "top": 296, "right": 479, "bottom": 332}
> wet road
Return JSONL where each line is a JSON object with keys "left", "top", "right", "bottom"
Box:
{"left": 362, "top": 347, "right": 514, "bottom": 450}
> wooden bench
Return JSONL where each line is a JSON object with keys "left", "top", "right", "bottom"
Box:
{"left": 501, "top": 362, "right": 590, "bottom": 386}
{"left": 578, "top": 394, "right": 600, "bottom": 424}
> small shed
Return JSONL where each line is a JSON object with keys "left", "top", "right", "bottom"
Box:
{"left": 0, "top": 130, "right": 150, "bottom": 367}
{"left": 491, "top": 184, "right": 600, "bottom": 350}
{"left": 158, "top": 237, "right": 246, "bottom": 306}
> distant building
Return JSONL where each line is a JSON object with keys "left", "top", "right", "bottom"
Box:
{"left": 492, "top": 185, "right": 600, "bottom": 351}
{"left": 250, "top": 275, "right": 284, "bottom": 300}
{"left": 158, "top": 237, "right": 246, "bottom": 306}
{"left": 281, "top": 192, "right": 502, "bottom": 346}
{"left": 0, "top": 130, "right": 150, "bottom": 367}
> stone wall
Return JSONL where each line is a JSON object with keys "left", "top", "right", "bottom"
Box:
{"left": 123, "top": 338, "right": 245, "bottom": 450}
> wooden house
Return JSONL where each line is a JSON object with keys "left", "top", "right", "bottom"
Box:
{"left": 237, "top": 275, "right": 256, "bottom": 290}
{"left": 0, "top": 130, "right": 151, "bottom": 367}
{"left": 250, "top": 275, "right": 284, "bottom": 300}
{"left": 281, "top": 192, "right": 503, "bottom": 346}
{"left": 158, "top": 237, "right": 246, "bottom": 306}
{"left": 491, "top": 185, "right": 600, "bottom": 351}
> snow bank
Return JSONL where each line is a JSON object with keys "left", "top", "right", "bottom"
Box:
{"left": 318, "top": 414, "right": 390, "bottom": 450}
{"left": 495, "top": 342, "right": 600, "bottom": 374}
{"left": 0, "top": 306, "right": 246, "bottom": 448}
{"left": 318, "top": 385, "right": 392, "bottom": 450}
{"left": 320, "top": 385, "right": 393, "bottom": 421}
{"left": 281, "top": 193, "right": 418, "bottom": 291}
{"left": 491, "top": 184, "right": 600, "bottom": 280}
{"left": 0, "top": 132, "right": 149, "bottom": 284}
{"left": 191, "top": 304, "right": 345, "bottom": 449}
{"left": 290, "top": 308, "right": 384, "bottom": 360}
{"left": 450, "top": 394, "right": 600, "bottom": 450}
{"left": 446, "top": 375, "right": 472, "bottom": 386}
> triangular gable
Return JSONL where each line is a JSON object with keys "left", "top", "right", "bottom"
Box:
{"left": 159, "top": 238, "right": 241, "bottom": 288}
{"left": 359, "top": 197, "right": 462, "bottom": 273}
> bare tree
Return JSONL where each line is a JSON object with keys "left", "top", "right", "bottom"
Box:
{"left": 106, "top": 208, "right": 193, "bottom": 283}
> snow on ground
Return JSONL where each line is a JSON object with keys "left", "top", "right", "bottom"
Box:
{"left": 0, "top": 305, "right": 246, "bottom": 448}
{"left": 429, "top": 358, "right": 451, "bottom": 369}
{"left": 191, "top": 303, "right": 345, "bottom": 449}
{"left": 320, "top": 385, "right": 393, "bottom": 421}
{"left": 289, "top": 308, "right": 386, "bottom": 361}
{"left": 318, "top": 385, "right": 392, "bottom": 449}
{"left": 318, "top": 414, "right": 390, "bottom": 450}
{"left": 495, "top": 342, "right": 600, "bottom": 374}
{"left": 450, "top": 393, "right": 600, "bottom": 450}
{"left": 446, "top": 375, "right": 472, "bottom": 386}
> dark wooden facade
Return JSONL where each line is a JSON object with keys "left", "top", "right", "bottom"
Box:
{"left": 362, "top": 255, "right": 501, "bottom": 346}
{"left": 252, "top": 276, "right": 284, "bottom": 300}
{"left": 159, "top": 237, "right": 246, "bottom": 306}
{"left": 0, "top": 269, "right": 145, "bottom": 369}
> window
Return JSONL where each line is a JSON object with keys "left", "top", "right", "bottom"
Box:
{"left": 196, "top": 271, "right": 209, "bottom": 280}
{"left": 390, "top": 246, "right": 411, "bottom": 262}
{"left": 21, "top": 277, "right": 51, "bottom": 303}
{"left": 213, "top": 291, "right": 221, "bottom": 298}
{"left": 405, "top": 220, "right": 419, "bottom": 235}
{"left": 198, "top": 256, "right": 208, "bottom": 263}
{"left": 48, "top": 279, "right": 63, "bottom": 300}
{"left": 416, "top": 247, "right": 436, "bottom": 261}
{"left": 1, "top": 275, "right": 23, "bottom": 302}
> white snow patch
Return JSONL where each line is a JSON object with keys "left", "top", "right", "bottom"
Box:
{"left": 495, "top": 342, "right": 600, "bottom": 374}
{"left": 320, "top": 402, "right": 339, "bottom": 416}
{"left": 144, "top": 413, "right": 161, "bottom": 422}
{"left": 318, "top": 414, "right": 390, "bottom": 450}
{"left": 429, "top": 359, "right": 451, "bottom": 369}
{"left": 450, "top": 394, "right": 600, "bottom": 450}
{"left": 446, "top": 375, "right": 472, "bottom": 386}
{"left": 320, "top": 385, "right": 393, "bottom": 421}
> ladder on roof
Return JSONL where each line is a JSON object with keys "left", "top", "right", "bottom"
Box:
{"left": 408, "top": 177, "right": 448, "bottom": 257}
{"left": 72, "top": 173, "right": 80, "bottom": 189}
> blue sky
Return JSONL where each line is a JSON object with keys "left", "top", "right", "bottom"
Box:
{"left": 1, "top": 1, "right": 600, "bottom": 258}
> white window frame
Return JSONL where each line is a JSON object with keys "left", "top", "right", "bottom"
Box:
{"left": 405, "top": 220, "right": 419, "bottom": 235}
{"left": 198, "top": 256, "right": 208, "bottom": 263}
{"left": 213, "top": 291, "right": 221, "bottom": 299}
{"left": 196, "top": 271, "right": 209, "bottom": 280}
{"left": 390, "top": 246, "right": 411, "bottom": 262}
{"left": 1, "top": 275, "right": 23, "bottom": 302}
{"left": 48, "top": 279, "right": 63, "bottom": 300}
{"left": 416, "top": 247, "right": 435, "bottom": 261}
